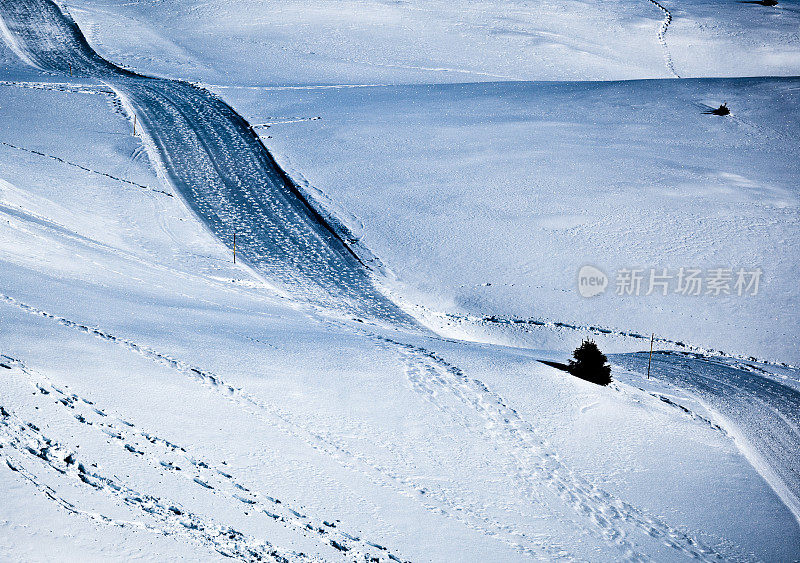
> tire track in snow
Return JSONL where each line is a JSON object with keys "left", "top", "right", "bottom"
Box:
{"left": 646, "top": 0, "right": 680, "bottom": 78}
{"left": 0, "top": 0, "right": 416, "bottom": 327}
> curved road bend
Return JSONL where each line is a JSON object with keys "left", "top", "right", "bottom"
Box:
{"left": 613, "top": 351, "right": 800, "bottom": 525}
{"left": 0, "top": 0, "right": 417, "bottom": 327}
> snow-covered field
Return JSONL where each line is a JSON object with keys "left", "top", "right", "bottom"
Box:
{"left": 1, "top": 0, "right": 799, "bottom": 561}
{"left": 227, "top": 76, "right": 800, "bottom": 362}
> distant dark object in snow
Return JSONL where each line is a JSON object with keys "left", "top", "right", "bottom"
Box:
{"left": 568, "top": 339, "right": 612, "bottom": 386}
{"left": 740, "top": 0, "right": 778, "bottom": 5}
{"left": 704, "top": 103, "right": 730, "bottom": 116}
{"left": 538, "top": 341, "right": 612, "bottom": 386}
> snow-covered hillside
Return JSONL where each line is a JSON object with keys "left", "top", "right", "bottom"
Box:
{"left": 66, "top": 0, "right": 800, "bottom": 84}
{"left": 1, "top": 0, "right": 798, "bottom": 561}
{"left": 228, "top": 77, "right": 800, "bottom": 362}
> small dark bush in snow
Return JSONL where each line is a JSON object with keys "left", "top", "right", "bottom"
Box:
{"left": 568, "top": 339, "right": 612, "bottom": 386}
{"left": 704, "top": 103, "right": 730, "bottom": 116}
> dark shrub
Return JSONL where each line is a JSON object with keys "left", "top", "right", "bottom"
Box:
{"left": 568, "top": 339, "right": 612, "bottom": 386}
{"left": 704, "top": 103, "right": 730, "bottom": 116}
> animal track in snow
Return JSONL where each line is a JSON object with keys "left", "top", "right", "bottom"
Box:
{"left": 646, "top": 0, "right": 680, "bottom": 78}
{"left": 0, "top": 353, "right": 405, "bottom": 562}
{"left": 0, "top": 395, "right": 305, "bottom": 561}
{"left": 0, "top": 293, "right": 575, "bottom": 558}
{"left": 372, "top": 335, "right": 720, "bottom": 561}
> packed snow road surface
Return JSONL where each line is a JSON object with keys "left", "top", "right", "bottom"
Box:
{"left": 614, "top": 351, "right": 800, "bottom": 525}
{"left": 0, "top": 0, "right": 415, "bottom": 327}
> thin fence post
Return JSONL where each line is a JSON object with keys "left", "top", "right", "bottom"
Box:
{"left": 647, "top": 333, "right": 654, "bottom": 379}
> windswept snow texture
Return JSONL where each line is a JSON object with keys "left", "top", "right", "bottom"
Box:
{"left": 63, "top": 0, "right": 800, "bottom": 84}
{"left": 0, "top": 0, "right": 414, "bottom": 327}
{"left": 613, "top": 351, "right": 800, "bottom": 525}
{"left": 3, "top": 0, "right": 800, "bottom": 560}
{"left": 227, "top": 77, "right": 800, "bottom": 362}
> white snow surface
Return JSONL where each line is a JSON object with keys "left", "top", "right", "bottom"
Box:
{"left": 227, "top": 77, "right": 800, "bottom": 363}
{"left": 61, "top": 0, "right": 800, "bottom": 363}
{"left": 66, "top": 0, "right": 800, "bottom": 84}
{"left": 1, "top": 0, "right": 799, "bottom": 561}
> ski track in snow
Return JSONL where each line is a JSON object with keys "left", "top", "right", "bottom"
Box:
{"left": 0, "top": 290, "right": 776, "bottom": 561}
{"left": 0, "top": 354, "right": 406, "bottom": 562}
{"left": 1, "top": 0, "right": 796, "bottom": 560}
{"left": 0, "top": 0, "right": 415, "bottom": 327}
{"left": 646, "top": 0, "right": 680, "bottom": 78}
{"left": 0, "top": 140, "right": 172, "bottom": 196}
{"left": 0, "top": 7, "right": 612, "bottom": 555}
{"left": 1, "top": 291, "right": 719, "bottom": 561}
{"left": 416, "top": 299, "right": 800, "bottom": 532}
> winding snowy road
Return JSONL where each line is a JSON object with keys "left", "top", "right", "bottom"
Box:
{"left": 0, "top": 0, "right": 416, "bottom": 327}
{"left": 614, "top": 351, "right": 800, "bottom": 525}
{"left": 4, "top": 1, "right": 800, "bottom": 560}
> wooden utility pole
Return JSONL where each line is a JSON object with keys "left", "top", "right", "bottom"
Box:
{"left": 233, "top": 230, "right": 236, "bottom": 264}
{"left": 647, "top": 333, "right": 654, "bottom": 379}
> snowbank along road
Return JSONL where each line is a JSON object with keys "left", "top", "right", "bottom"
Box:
{"left": 614, "top": 351, "right": 800, "bottom": 525}
{"left": 0, "top": 0, "right": 416, "bottom": 328}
